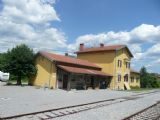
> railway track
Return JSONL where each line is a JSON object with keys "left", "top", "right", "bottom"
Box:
{"left": 123, "top": 101, "right": 160, "bottom": 120}
{"left": 1, "top": 90, "right": 160, "bottom": 120}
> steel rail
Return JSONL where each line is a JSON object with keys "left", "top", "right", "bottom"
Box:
{"left": 123, "top": 101, "right": 160, "bottom": 120}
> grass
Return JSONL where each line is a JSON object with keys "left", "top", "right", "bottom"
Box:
{"left": 128, "top": 88, "right": 159, "bottom": 92}
{"left": 130, "top": 88, "right": 154, "bottom": 91}
{"left": 7, "top": 77, "right": 29, "bottom": 85}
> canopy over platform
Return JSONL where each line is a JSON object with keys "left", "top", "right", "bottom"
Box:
{"left": 58, "top": 65, "right": 112, "bottom": 77}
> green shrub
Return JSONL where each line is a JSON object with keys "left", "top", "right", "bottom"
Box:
{"left": 130, "top": 86, "right": 140, "bottom": 89}
{"left": 140, "top": 66, "right": 160, "bottom": 88}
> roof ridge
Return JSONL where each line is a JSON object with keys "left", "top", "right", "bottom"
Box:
{"left": 39, "top": 51, "right": 101, "bottom": 69}
{"left": 76, "top": 44, "right": 133, "bottom": 57}
{"left": 40, "top": 51, "right": 93, "bottom": 62}
{"left": 83, "top": 44, "right": 126, "bottom": 49}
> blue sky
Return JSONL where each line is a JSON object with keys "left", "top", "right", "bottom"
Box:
{"left": 54, "top": 0, "right": 160, "bottom": 43}
{"left": 0, "top": 0, "right": 160, "bottom": 73}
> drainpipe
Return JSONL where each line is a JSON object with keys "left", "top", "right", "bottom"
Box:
{"left": 114, "top": 50, "right": 117, "bottom": 90}
{"left": 48, "top": 61, "right": 52, "bottom": 88}
{"left": 55, "top": 61, "right": 58, "bottom": 89}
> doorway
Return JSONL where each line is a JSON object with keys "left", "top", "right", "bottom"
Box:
{"left": 100, "top": 79, "right": 107, "bottom": 89}
{"left": 91, "top": 76, "right": 95, "bottom": 89}
{"left": 63, "top": 74, "right": 68, "bottom": 89}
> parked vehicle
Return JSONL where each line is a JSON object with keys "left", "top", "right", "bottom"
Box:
{"left": 0, "top": 71, "right": 10, "bottom": 82}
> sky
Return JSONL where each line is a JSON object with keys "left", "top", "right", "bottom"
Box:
{"left": 0, "top": 0, "right": 160, "bottom": 73}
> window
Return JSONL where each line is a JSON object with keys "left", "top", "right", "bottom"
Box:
{"left": 118, "top": 75, "right": 121, "bottom": 82}
{"left": 126, "top": 62, "right": 130, "bottom": 68}
{"left": 124, "top": 74, "right": 128, "bottom": 82}
{"left": 118, "top": 60, "right": 122, "bottom": 67}
{"left": 136, "top": 78, "right": 139, "bottom": 83}
{"left": 131, "top": 77, "right": 134, "bottom": 83}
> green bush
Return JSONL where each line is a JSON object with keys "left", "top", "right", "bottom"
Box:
{"left": 130, "top": 86, "right": 140, "bottom": 89}
{"left": 140, "top": 66, "right": 160, "bottom": 88}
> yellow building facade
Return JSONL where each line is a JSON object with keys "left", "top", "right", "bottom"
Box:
{"left": 77, "top": 51, "right": 116, "bottom": 89}
{"left": 31, "top": 51, "right": 112, "bottom": 90}
{"left": 77, "top": 44, "right": 140, "bottom": 90}
{"left": 130, "top": 70, "right": 140, "bottom": 88}
{"left": 31, "top": 55, "right": 57, "bottom": 89}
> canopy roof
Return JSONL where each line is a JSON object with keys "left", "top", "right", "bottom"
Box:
{"left": 58, "top": 65, "right": 112, "bottom": 77}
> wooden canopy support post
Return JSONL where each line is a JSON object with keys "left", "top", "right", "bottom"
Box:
{"left": 67, "top": 73, "right": 71, "bottom": 91}
{"left": 83, "top": 75, "right": 87, "bottom": 90}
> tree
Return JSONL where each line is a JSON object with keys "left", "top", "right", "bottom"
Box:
{"left": 147, "top": 74, "right": 159, "bottom": 88}
{"left": 140, "top": 66, "right": 159, "bottom": 88}
{"left": 0, "top": 53, "right": 4, "bottom": 71}
{"left": 0, "top": 53, "right": 7, "bottom": 71}
{"left": 4, "top": 44, "right": 37, "bottom": 85}
{"left": 140, "top": 66, "right": 148, "bottom": 88}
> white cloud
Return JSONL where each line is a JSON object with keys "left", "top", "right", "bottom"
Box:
{"left": 2, "top": 0, "right": 60, "bottom": 24}
{"left": 73, "top": 31, "right": 130, "bottom": 47}
{"left": 129, "top": 44, "right": 142, "bottom": 54}
{"left": 68, "top": 31, "right": 131, "bottom": 52}
{"left": 69, "top": 24, "right": 160, "bottom": 60}
{"left": 155, "top": 59, "right": 160, "bottom": 64}
{"left": 41, "top": 0, "right": 56, "bottom": 4}
{"left": 71, "top": 24, "right": 160, "bottom": 47}
{"left": 133, "top": 52, "right": 143, "bottom": 60}
{"left": 139, "top": 43, "right": 160, "bottom": 69}
{"left": 68, "top": 24, "right": 160, "bottom": 73}
{"left": 145, "top": 44, "right": 160, "bottom": 57}
{"left": 130, "top": 24, "right": 160, "bottom": 43}
{"left": 133, "top": 43, "right": 160, "bottom": 71}
{"left": 0, "top": 0, "right": 66, "bottom": 53}
{"left": 146, "top": 58, "right": 160, "bottom": 69}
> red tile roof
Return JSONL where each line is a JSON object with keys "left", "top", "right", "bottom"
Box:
{"left": 58, "top": 65, "right": 112, "bottom": 77}
{"left": 76, "top": 44, "right": 133, "bottom": 57}
{"left": 39, "top": 51, "right": 101, "bottom": 69}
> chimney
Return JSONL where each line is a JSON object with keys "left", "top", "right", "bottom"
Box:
{"left": 79, "top": 43, "right": 84, "bottom": 51}
{"left": 100, "top": 43, "right": 104, "bottom": 47}
{"left": 65, "top": 53, "right": 68, "bottom": 56}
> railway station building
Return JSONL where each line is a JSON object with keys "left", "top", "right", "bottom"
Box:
{"left": 30, "top": 51, "right": 112, "bottom": 90}
{"left": 30, "top": 44, "right": 140, "bottom": 90}
{"left": 76, "top": 44, "right": 140, "bottom": 90}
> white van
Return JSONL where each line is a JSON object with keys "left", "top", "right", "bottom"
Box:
{"left": 0, "top": 71, "right": 10, "bottom": 82}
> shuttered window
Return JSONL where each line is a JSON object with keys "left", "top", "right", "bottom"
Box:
{"left": 118, "top": 75, "right": 121, "bottom": 82}
{"left": 118, "top": 60, "right": 122, "bottom": 67}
